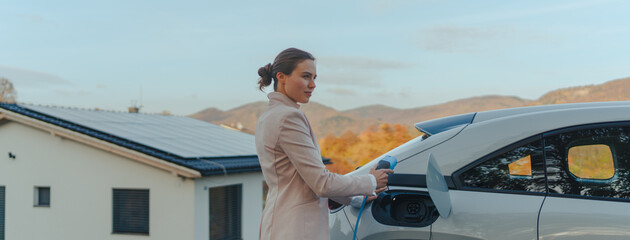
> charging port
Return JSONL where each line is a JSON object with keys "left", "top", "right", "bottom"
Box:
{"left": 372, "top": 191, "right": 439, "bottom": 227}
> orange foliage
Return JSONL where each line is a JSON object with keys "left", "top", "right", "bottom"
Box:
{"left": 320, "top": 123, "right": 421, "bottom": 174}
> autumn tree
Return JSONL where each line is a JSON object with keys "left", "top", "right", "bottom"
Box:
{"left": 320, "top": 131, "right": 360, "bottom": 174}
{"left": 0, "top": 78, "right": 17, "bottom": 103}
{"left": 320, "top": 123, "right": 421, "bottom": 174}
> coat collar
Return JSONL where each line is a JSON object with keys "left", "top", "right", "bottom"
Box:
{"left": 268, "top": 92, "right": 300, "bottom": 109}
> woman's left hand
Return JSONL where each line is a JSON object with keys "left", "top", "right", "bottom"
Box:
{"left": 365, "top": 187, "right": 387, "bottom": 203}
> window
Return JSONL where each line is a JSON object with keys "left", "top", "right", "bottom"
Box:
{"left": 1, "top": 186, "right": 4, "bottom": 240}
{"left": 508, "top": 155, "right": 532, "bottom": 176}
{"left": 545, "top": 124, "right": 630, "bottom": 199}
{"left": 568, "top": 144, "right": 615, "bottom": 179}
{"left": 210, "top": 184, "right": 242, "bottom": 240}
{"left": 34, "top": 187, "right": 50, "bottom": 207}
{"left": 112, "top": 189, "right": 149, "bottom": 234}
{"left": 456, "top": 137, "right": 546, "bottom": 193}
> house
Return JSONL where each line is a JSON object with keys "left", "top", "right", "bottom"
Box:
{"left": 0, "top": 103, "right": 264, "bottom": 240}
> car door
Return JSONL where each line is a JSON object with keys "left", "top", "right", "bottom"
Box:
{"left": 431, "top": 136, "right": 547, "bottom": 240}
{"left": 539, "top": 123, "right": 630, "bottom": 240}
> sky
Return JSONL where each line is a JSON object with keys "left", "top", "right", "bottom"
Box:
{"left": 1, "top": 0, "right": 630, "bottom": 115}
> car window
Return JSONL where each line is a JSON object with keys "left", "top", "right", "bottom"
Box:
{"left": 508, "top": 155, "right": 532, "bottom": 176}
{"left": 457, "top": 137, "right": 546, "bottom": 193}
{"left": 545, "top": 124, "right": 630, "bottom": 199}
{"left": 567, "top": 144, "right": 615, "bottom": 180}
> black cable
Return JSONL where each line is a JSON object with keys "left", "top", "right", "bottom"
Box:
{"left": 343, "top": 209, "right": 354, "bottom": 232}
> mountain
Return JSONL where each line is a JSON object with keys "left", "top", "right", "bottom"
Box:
{"left": 189, "top": 107, "right": 224, "bottom": 121}
{"left": 345, "top": 95, "right": 535, "bottom": 125}
{"left": 301, "top": 102, "right": 381, "bottom": 138}
{"left": 344, "top": 104, "right": 402, "bottom": 120}
{"left": 538, "top": 78, "right": 630, "bottom": 104}
{"left": 189, "top": 77, "right": 630, "bottom": 138}
{"left": 189, "top": 102, "right": 267, "bottom": 134}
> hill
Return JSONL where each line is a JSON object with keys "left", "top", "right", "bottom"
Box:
{"left": 188, "top": 102, "right": 267, "bottom": 134}
{"left": 345, "top": 95, "right": 535, "bottom": 126}
{"left": 189, "top": 77, "right": 630, "bottom": 138}
{"left": 538, "top": 77, "right": 630, "bottom": 104}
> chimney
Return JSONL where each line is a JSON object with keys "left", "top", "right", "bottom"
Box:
{"left": 128, "top": 106, "right": 140, "bottom": 113}
{"left": 128, "top": 100, "right": 142, "bottom": 113}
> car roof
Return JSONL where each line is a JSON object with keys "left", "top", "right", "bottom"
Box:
{"left": 473, "top": 101, "right": 630, "bottom": 123}
{"left": 356, "top": 101, "right": 630, "bottom": 178}
{"left": 415, "top": 101, "right": 630, "bottom": 136}
{"left": 433, "top": 101, "right": 630, "bottom": 174}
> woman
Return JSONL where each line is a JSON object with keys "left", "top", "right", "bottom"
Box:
{"left": 255, "top": 48, "right": 393, "bottom": 240}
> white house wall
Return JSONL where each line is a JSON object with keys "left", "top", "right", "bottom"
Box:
{"left": 0, "top": 120, "right": 196, "bottom": 240}
{"left": 195, "top": 172, "right": 263, "bottom": 240}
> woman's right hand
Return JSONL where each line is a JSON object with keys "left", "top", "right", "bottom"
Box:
{"left": 369, "top": 166, "right": 394, "bottom": 189}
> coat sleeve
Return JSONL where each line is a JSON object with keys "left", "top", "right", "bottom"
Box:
{"left": 278, "top": 111, "right": 374, "bottom": 198}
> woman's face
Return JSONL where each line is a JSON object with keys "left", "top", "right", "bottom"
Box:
{"left": 277, "top": 59, "right": 317, "bottom": 104}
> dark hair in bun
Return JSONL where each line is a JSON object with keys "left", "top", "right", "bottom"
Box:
{"left": 258, "top": 48, "right": 315, "bottom": 91}
{"left": 257, "top": 63, "right": 274, "bottom": 91}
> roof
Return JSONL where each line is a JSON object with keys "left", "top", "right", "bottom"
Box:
{"left": 0, "top": 103, "right": 264, "bottom": 176}
{"left": 24, "top": 105, "right": 256, "bottom": 158}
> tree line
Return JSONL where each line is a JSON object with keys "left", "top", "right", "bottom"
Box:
{"left": 0, "top": 78, "right": 17, "bottom": 103}
{"left": 319, "top": 123, "right": 421, "bottom": 174}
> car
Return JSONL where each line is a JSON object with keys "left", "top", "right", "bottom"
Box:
{"left": 329, "top": 101, "right": 630, "bottom": 240}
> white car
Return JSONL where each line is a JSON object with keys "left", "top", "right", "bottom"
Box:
{"left": 329, "top": 101, "right": 630, "bottom": 240}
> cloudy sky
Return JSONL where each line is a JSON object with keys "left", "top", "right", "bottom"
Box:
{"left": 1, "top": 0, "right": 629, "bottom": 115}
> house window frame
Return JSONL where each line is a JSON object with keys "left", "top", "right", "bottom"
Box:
{"left": 112, "top": 188, "right": 150, "bottom": 235}
{"left": 209, "top": 184, "right": 242, "bottom": 240}
{"left": 33, "top": 186, "right": 51, "bottom": 207}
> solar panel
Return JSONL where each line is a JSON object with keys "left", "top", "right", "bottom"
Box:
{"left": 24, "top": 105, "right": 257, "bottom": 159}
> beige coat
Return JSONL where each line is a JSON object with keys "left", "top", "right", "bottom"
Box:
{"left": 255, "top": 92, "right": 374, "bottom": 240}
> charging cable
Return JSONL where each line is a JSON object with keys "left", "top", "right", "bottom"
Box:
{"left": 352, "top": 196, "right": 368, "bottom": 240}
{"left": 353, "top": 155, "right": 397, "bottom": 240}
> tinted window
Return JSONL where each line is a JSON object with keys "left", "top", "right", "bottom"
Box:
{"left": 458, "top": 138, "right": 546, "bottom": 192}
{"left": 545, "top": 124, "right": 630, "bottom": 199}
{"left": 35, "top": 187, "right": 50, "bottom": 207}
{"left": 113, "top": 189, "right": 150, "bottom": 234}
{"left": 509, "top": 155, "right": 532, "bottom": 176}
{"left": 567, "top": 144, "right": 614, "bottom": 179}
{"left": 210, "top": 184, "right": 242, "bottom": 240}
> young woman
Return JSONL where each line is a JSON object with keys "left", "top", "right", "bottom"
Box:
{"left": 255, "top": 48, "right": 392, "bottom": 240}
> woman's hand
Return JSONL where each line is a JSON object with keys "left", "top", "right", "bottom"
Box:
{"left": 369, "top": 166, "right": 394, "bottom": 189}
{"left": 365, "top": 186, "right": 388, "bottom": 203}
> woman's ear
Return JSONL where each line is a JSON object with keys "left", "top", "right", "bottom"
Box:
{"left": 276, "top": 72, "right": 286, "bottom": 85}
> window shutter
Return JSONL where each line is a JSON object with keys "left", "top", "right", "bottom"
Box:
{"left": 226, "top": 185, "right": 242, "bottom": 240}
{"left": 113, "top": 189, "right": 149, "bottom": 234}
{"left": 209, "top": 184, "right": 242, "bottom": 240}
{"left": 0, "top": 186, "right": 4, "bottom": 240}
{"left": 38, "top": 187, "right": 50, "bottom": 206}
